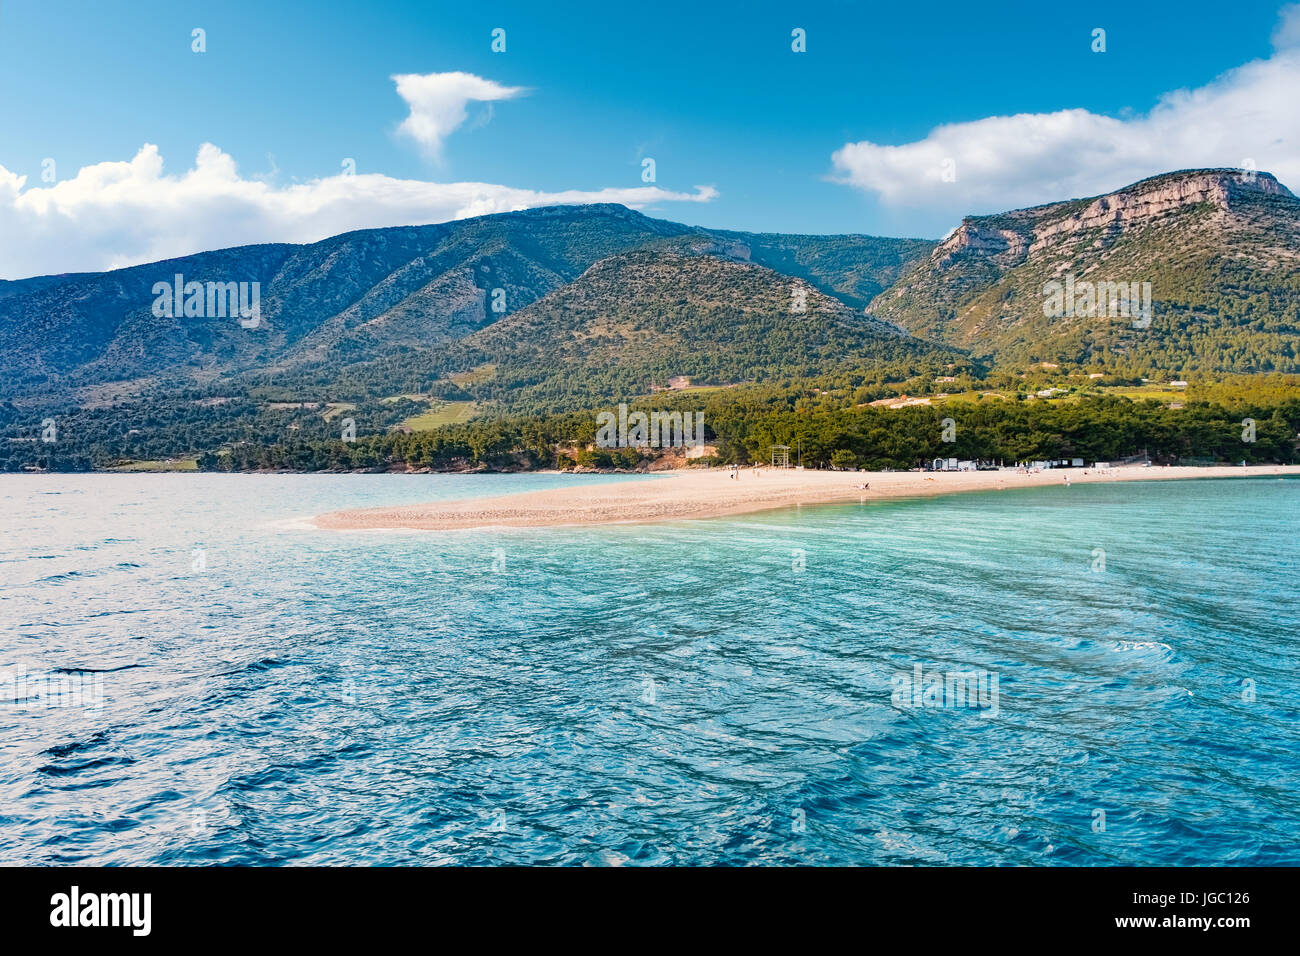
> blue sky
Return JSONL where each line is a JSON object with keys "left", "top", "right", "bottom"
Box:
{"left": 1, "top": 0, "right": 1297, "bottom": 276}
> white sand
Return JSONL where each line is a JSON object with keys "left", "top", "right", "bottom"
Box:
{"left": 312, "top": 464, "right": 1300, "bottom": 531}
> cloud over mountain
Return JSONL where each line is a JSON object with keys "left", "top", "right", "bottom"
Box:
{"left": 0, "top": 144, "right": 716, "bottom": 279}
{"left": 831, "top": 5, "right": 1300, "bottom": 218}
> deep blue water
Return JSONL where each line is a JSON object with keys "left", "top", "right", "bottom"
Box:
{"left": 1, "top": 473, "right": 1297, "bottom": 865}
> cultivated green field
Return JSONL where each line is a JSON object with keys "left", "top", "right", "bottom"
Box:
{"left": 447, "top": 365, "right": 496, "bottom": 387}
{"left": 399, "top": 401, "right": 478, "bottom": 431}
{"left": 321, "top": 402, "right": 356, "bottom": 421}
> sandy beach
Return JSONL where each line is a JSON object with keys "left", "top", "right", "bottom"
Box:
{"left": 312, "top": 464, "right": 1300, "bottom": 531}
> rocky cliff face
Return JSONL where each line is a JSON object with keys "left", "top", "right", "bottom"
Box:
{"left": 1028, "top": 170, "right": 1291, "bottom": 252}
{"left": 867, "top": 169, "right": 1300, "bottom": 373}
{"left": 933, "top": 170, "right": 1294, "bottom": 269}
{"left": 933, "top": 220, "right": 1030, "bottom": 267}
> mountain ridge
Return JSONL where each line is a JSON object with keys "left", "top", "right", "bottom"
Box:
{"left": 865, "top": 168, "right": 1300, "bottom": 372}
{"left": 2, "top": 167, "right": 1298, "bottom": 412}
{"left": 0, "top": 203, "right": 938, "bottom": 403}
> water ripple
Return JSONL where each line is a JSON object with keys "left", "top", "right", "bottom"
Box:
{"left": 0, "top": 474, "right": 1296, "bottom": 864}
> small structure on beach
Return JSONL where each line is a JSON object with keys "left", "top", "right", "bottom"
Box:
{"left": 771, "top": 445, "right": 791, "bottom": 468}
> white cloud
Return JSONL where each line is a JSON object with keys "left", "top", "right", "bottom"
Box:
{"left": 1273, "top": 3, "right": 1300, "bottom": 50}
{"left": 831, "top": 9, "right": 1300, "bottom": 217}
{"left": 0, "top": 144, "right": 717, "bottom": 279}
{"left": 392, "top": 71, "right": 527, "bottom": 158}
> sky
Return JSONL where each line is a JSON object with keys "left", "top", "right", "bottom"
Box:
{"left": 0, "top": 0, "right": 1298, "bottom": 277}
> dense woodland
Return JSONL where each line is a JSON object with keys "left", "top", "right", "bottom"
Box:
{"left": 5, "top": 377, "right": 1296, "bottom": 473}
{"left": 2, "top": 176, "right": 1297, "bottom": 475}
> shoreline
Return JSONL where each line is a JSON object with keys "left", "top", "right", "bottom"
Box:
{"left": 311, "top": 464, "right": 1300, "bottom": 532}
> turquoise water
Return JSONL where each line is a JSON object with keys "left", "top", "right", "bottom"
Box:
{"left": 1, "top": 473, "right": 1297, "bottom": 865}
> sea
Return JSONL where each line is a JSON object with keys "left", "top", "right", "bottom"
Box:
{"left": 1, "top": 473, "right": 1296, "bottom": 865}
